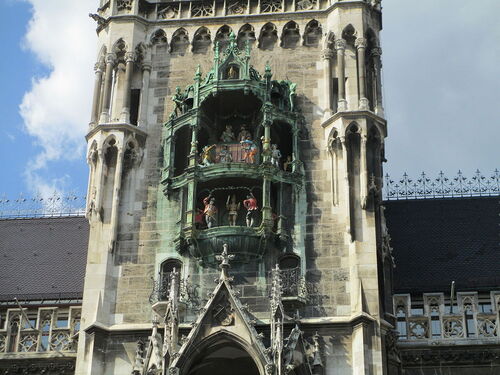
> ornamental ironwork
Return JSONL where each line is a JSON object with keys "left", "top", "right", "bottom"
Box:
{"left": 267, "top": 267, "right": 307, "bottom": 300}
{"left": 384, "top": 169, "right": 500, "bottom": 200}
{"left": 149, "top": 273, "right": 200, "bottom": 308}
{"left": 0, "top": 192, "right": 86, "bottom": 219}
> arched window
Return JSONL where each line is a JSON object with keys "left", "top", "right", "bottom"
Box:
{"left": 151, "top": 29, "right": 167, "bottom": 46}
{"left": 395, "top": 304, "right": 407, "bottom": 339}
{"left": 171, "top": 28, "right": 189, "bottom": 54}
{"left": 215, "top": 25, "right": 232, "bottom": 51}
{"left": 303, "top": 20, "right": 322, "bottom": 47}
{"left": 7, "top": 314, "right": 20, "bottom": 352}
{"left": 341, "top": 24, "right": 356, "bottom": 46}
{"left": 192, "top": 27, "right": 211, "bottom": 54}
{"left": 159, "top": 259, "right": 183, "bottom": 300}
{"left": 281, "top": 21, "right": 300, "bottom": 49}
{"left": 237, "top": 24, "right": 256, "bottom": 49}
{"left": 258, "top": 23, "right": 278, "bottom": 50}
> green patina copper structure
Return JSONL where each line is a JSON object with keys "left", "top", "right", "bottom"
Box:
{"left": 161, "top": 32, "right": 304, "bottom": 264}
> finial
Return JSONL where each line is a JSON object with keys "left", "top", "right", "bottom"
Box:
{"left": 194, "top": 64, "right": 201, "bottom": 82}
{"left": 215, "top": 244, "right": 235, "bottom": 281}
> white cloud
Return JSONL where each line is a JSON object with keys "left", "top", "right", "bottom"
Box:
{"left": 19, "top": 0, "right": 97, "bottom": 192}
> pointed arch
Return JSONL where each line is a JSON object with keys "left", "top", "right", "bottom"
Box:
{"left": 341, "top": 24, "right": 357, "bottom": 46}
{"left": 170, "top": 28, "right": 190, "bottom": 54}
{"left": 303, "top": 19, "right": 322, "bottom": 47}
{"left": 237, "top": 24, "right": 256, "bottom": 49}
{"left": 281, "top": 21, "right": 300, "bottom": 49}
{"left": 258, "top": 22, "right": 278, "bottom": 50}
{"left": 150, "top": 29, "right": 167, "bottom": 46}
{"left": 112, "top": 38, "right": 128, "bottom": 58}
{"left": 192, "top": 26, "right": 211, "bottom": 54}
{"left": 97, "top": 44, "right": 107, "bottom": 61}
{"left": 215, "top": 25, "right": 233, "bottom": 50}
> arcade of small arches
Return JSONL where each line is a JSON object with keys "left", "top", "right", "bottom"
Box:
{"left": 149, "top": 20, "right": 324, "bottom": 54}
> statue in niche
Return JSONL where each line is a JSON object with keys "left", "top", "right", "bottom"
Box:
{"left": 220, "top": 125, "right": 235, "bottom": 143}
{"left": 203, "top": 195, "right": 217, "bottom": 228}
{"left": 243, "top": 193, "right": 258, "bottom": 227}
{"left": 227, "top": 65, "right": 239, "bottom": 79}
{"left": 218, "top": 145, "right": 233, "bottom": 163}
{"left": 237, "top": 124, "right": 252, "bottom": 142}
{"left": 241, "top": 137, "right": 257, "bottom": 164}
{"left": 172, "top": 86, "right": 185, "bottom": 117}
{"left": 200, "top": 144, "right": 216, "bottom": 166}
{"left": 226, "top": 195, "right": 240, "bottom": 226}
{"left": 283, "top": 155, "right": 293, "bottom": 172}
{"left": 271, "top": 144, "right": 282, "bottom": 168}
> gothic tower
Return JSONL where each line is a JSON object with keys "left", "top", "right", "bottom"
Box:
{"left": 79, "top": 0, "right": 394, "bottom": 373}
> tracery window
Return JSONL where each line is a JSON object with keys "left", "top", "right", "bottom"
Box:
{"left": 0, "top": 308, "right": 80, "bottom": 353}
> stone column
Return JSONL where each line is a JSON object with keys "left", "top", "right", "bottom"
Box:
{"left": 90, "top": 60, "right": 104, "bottom": 127}
{"left": 335, "top": 39, "right": 347, "bottom": 111}
{"left": 371, "top": 47, "right": 384, "bottom": 116}
{"left": 108, "top": 145, "right": 125, "bottom": 252}
{"left": 188, "top": 125, "right": 198, "bottom": 167}
{"left": 340, "top": 136, "right": 350, "bottom": 234}
{"left": 93, "top": 147, "right": 105, "bottom": 222}
{"left": 262, "top": 121, "right": 271, "bottom": 163}
{"left": 100, "top": 53, "right": 116, "bottom": 124}
{"left": 120, "top": 52, "right": 136, "bottom": 123}
{"left": 360, "top": 134, "right": 368, "bottom": 209}
{"left": 322, "top": 49, "right": 334, "bottom": 116}
{"left": 355, "top": 38, "right": 369, "bottom": 110}
{"left": 138, "top": 61, "right": 152, "bottom": 127}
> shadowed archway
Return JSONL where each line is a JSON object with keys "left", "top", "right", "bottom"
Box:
{"left": 186, "top": 340, "right": 259, "bottom": 375}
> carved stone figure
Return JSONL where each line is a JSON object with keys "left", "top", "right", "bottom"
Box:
{"left": 220, "top": 125, "right": 235, "bottom": 143}
{"left": 237, "top": 124, "right": 252, "bottom": 142}
{"left": 243, "top": 194, "right": 258, "bottom": 227}
{"left": 226, "top": 195, "right": 240, "bottom": 226}
{"left": 241, "top": 137, "right": 257, "bottom": 164}
{"left": 218, "top": 145, "right": 233, "bottom": 163}
{"left": 203, "top": 195, "right": 217, "bottom": 228}
{"left": 200, "top": 144, "right": 216, "bottom": 166}
{"left": 271, "top": 144, "right": 282, "bottom": 168}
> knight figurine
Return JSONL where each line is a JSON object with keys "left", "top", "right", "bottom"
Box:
{"left": 203, "top": 195, "right": 217, "bottom": 229}
{"left": 243, "top": 193, "right": 258, "bottom": 227}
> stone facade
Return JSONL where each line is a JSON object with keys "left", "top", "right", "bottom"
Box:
{"left": 78, "top": 0, "right": 393, "bottom": 374}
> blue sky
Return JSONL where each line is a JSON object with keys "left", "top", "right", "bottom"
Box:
{"left": 0, "top": 0, "right": 498, "bottom": 199}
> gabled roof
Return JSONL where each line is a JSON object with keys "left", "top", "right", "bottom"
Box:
{"left": 385, "top": 196, "right": 499, "bottom": 293}
{"left": 0, "top": 216, "right": 89, "bottom": 301}
{"left": 170, "top": 277, "right": 272, "bottom": 371}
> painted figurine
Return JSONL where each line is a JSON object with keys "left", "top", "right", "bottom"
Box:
{"left": 226, "top": 195, "right": 240, "bottom": 226}
{"left": 203, "top": 195, "right": 217, "bottom": 228}
{"left": 220, "top": 125, "right": 235, "bottom": 143}
{"left": 237, "top": 125, "right": 252, "bottom": 142}
{"left": 200, "top": 144, "right": 216, "bottom": 166}
{"left": 283, "top": 155, "right": 293, "bottom": 172}
{"left": 227, "top": 65, "right": 238, "bottom": 79}
{"left": 271, "top": 144, "right": 282, "bottom": 168}
{"left": 243, "top": 193, "right": 258, "bottom": 227}
{"left": 241, "top": 137, "right": 258, "bottom": 164}
{"left": 172, "top": 86, "right": 184, "bottom": 117}
{"left": 218, "top": 145, "right": 233, "bottom": 163}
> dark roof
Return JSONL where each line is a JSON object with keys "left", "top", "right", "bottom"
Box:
{"left": 0, "top": 216, "right": 89, "bottom": 301}
{"left": 385, "top": 196, "right": 499, "bottom": 294}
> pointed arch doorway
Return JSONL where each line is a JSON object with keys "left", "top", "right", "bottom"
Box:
{"left": 186, "top": 340, "right": 260, "bottom": 375}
